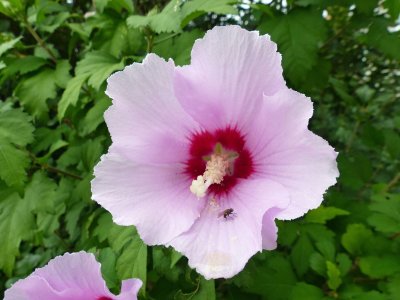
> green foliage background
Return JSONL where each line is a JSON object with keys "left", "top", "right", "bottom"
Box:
{"left": 1, "top": 0, "right": 400, "bottom": 299}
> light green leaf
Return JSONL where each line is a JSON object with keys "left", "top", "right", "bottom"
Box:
{"left": 0, "top": 142, "right": 30, "bottom": 186}
{"left": 24, "top": 171, "right": 57, "bottom": 212}
{"left": 15, "top": 69, "right": 57, "bottom": 119}
{"left": 192, "top": 277, "right": 216, "bottom": 300}
{"left": 341, "top": 224, "right": 373, "bottom": 256}
{"left": 57, "top": 74, "right": 89, "bottom": 119}
{"left": 0, "top": 0, "right": 25, "bottom": 18}
{"left": 55, "top": 59, "right": 71, "bottom": 88}
{"left": 78, "top": 95, "right": 111, "bottom": 136}
{"left": 0, "top": 109, "right": 34, "bottom": 146}
{"left": 127, "top": 0, "right": 181, "bottom": 33}
{"left": 0, "top": 192, "right": 34, "bottom": 275}
{"left": 76, "top": 51, "right": 123, "bottom": 90}
{"left": 181, "top": 0, "right": 237, "bottom": 26}
{"left": 305, "top": 206, "right": 350, "bottom": 224}
{"left": 2, "top": 56, "right": 47, "bottom": 77}
{"left": 326, "top": 261, "right": 342, "bottom": 290}
{"left": 0, "top": 36, "right": 21, "bottom": 57}
{"left": 359, "top": 255, "right": 400, "bottom": 279}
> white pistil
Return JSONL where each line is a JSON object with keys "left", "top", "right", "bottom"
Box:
{"left": 190, "top": 155, "right": 229, "bottom": 198}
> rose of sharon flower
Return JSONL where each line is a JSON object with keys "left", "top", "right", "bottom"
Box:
{"left": 92, "top": 25, "right": 338, "bottom": 279}
{"left": 4, "top": 251, "right": 142, "bottom": 300}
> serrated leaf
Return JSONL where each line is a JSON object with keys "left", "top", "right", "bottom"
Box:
{"left": 305, "top": 206, "right": 349, "bottom": 224}
{"left": 15, "top": 68, "right": 57, "bottom": 119}
{"left": 181, "top": 0, "right": 237, "bottom": 27}
{"left": 58, "top": 74, "right": 89, "bottom": 119}
{"left": 359, "top": 255, "right": 400, "bottom": 279}
{"left": 368, "top": 194, "right": 400, "bottom": 234}
{"left": 24, "top": 171, "right": 57, "bottom": 212}
{"left": 259, "top": 9, "right": 327, "bottom": 86}
{"left": 110, "top": 226, "right": 147, "bottom": 296}
{"left": 0, "top": 36, "right": 21, "bottom": 57}
{"left": 127, "top": 0, "right": 181, "bottom": 33}
{"left": 0, "top": 109, "right": 34, "bottom": 146}
{"left": 0, "top": 142, "right": 29, "bottom": 186}
{"left": 341, "top": 224, "right": 373, "bottom": 255}
{"left": 76, "top": 51, "right": 123, "bottom": 90}
{"left": 78, "top": 95, "right": 110, "bottom": 136}
{"left": 326, "top": 261, "right": 342, "bottom": 290}
{"left": 0, "top": 193, "right": 34, "bottom": 275}
{"left": 2, "top": 56, "right": 47, "bottom": 77}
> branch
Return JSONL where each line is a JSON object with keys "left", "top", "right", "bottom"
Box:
{"left": 24, "top": 20, "right": 57, "bottom": 63}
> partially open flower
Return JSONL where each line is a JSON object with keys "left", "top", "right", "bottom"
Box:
{"left": 92, "top": 25, "right": 339, "bottom": 279}
{"left": 4, "top": 251, "right": 142, "bottom": 300}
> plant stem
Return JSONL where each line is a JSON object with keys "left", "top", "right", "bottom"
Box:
{"left": 24, "top": 20, "right": 57, "bottom": 63}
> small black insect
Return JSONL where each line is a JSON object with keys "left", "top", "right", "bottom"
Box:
{"left": 218, "top": 208, "right": 236, "bottom": 220}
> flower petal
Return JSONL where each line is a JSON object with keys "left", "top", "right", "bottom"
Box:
{"left": 261, "top": 208, "right": 282, "bottom": 250}
{"left": 173, "top": 25, "right": 285, "bottom": 131}
{"left": 115, "top": 279, "right": 142, "bottom": 300}
{"left": 168, "top": 179, "right": 289, "bottom": 279}
{"left": 4, "top": 252, "right": 140, "bottom": 300}
{"left": 92, "top": 149, "right": 204, "bottom": 245}
{"left": 105, "top": 53, "right": 199, "bottom": 165}
{"left": 246, "top": 89, "right": 338, "bottom": 220}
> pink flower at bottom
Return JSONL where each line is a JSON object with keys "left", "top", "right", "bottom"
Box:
{"left": 92, "top": 26, "right": 339, "bottom": 279}
{"left": 4, "top": 251, "right": 142, "bottom": 300}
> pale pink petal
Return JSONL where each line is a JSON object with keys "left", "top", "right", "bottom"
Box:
{"left": 246, "top": 89, "right": 338, "bottom": 220}
{"left": 173, "top": 25, "right": 285, "bottom": 131}
{"left": 115, "top": 279, "right": 142, "bottom": 300}
{"left": 105, "top": 53, "right": 199, "bottom": 165}
{"left": 261, "top": 208, "right": 281, "bottom": 250}
{"left": 4, "top": 251, "right": 142, "bottom": 300}
{"left": 92, "top": 149, "right": 204, "bottom": 245}
{"left": 168, "top": 179, "right": 289, "bottom": 279}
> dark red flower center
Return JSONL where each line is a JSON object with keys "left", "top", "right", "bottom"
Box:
{"left": 98, "top": 297, "right": 113, "bottom": 300}
{"left": 185, "top": 126, "right": 254, "bottom": 196}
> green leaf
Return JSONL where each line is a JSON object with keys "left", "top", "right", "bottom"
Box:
{"left": 359, "top": 255, "right": 400, "bottom": 279}
{"left": 0, "top": 36, "right": 21, "bottom": 57}
{"left": 0, "top": 0, "right": 25, "bottom": 18}
{"left": 0, "top": 142, "right": 30, "bottom": 186}
{"left": 291, "top": 234, "right": 314, "bottom": 276}
{"left": 259, "top": 9, "right": 327, "bottom": 86}
{"left": 127, "top": 0, "right": 182, "bottom": 33}
{"left": 233, "top": 253, "right": 297, "bottom": 299}
{"left": 109, "top": 226, "right": 147, "bottom": 296}
{"left": 181, "top": 0, "right": 237, "bottom": 27}
{"left": 76, "top": 51, "right": 123, "bottom": 90}
{"left": 326, "top": 261, "right": 342, "bottom": 290}
{"left": 384, "top": 0, "right": 400, "bottom": 19}
{"left": 2, "top": 56, "right": 47, "bottom": 77}
{"left": 0, "top": 109, "right": 34, "bottom": 146}
{"left": 0, "top": 193, "right": 34, "bottom": 275}
{"left": 368, "top": 194, "right": 400, "bottom": 234}
{"left": 364, "top": 19, "right": 400, "bottom": 60}
{"left": 192, "top": 277, "right": 216, "bottom": 300}
{"left": 58, "top": 74, "right": 89, "bottom": 119}
{"left": 15, "top": 69, "right": 57, "bottom": 119}
{"left": 24, "top": 171, "right": 57, "bottom": 212}
{"left": 341, "top": 224, "right": 373, "bottom": 256}
{"left": 55, "top": 59, "right": 71, "bottom": 88}
{"left": 78, "top": 95, "right": 110, "bottom": 136}
{"left": 305, "top": 206, "right": 349, "bottom": 224}
{"left": 289, "top": 283, "right": 324, "bottom": 300}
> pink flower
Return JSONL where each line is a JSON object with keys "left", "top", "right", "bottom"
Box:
{"left": 92, "top": 26, "right": 338, "bottom": 279}
{"left": 4, "top": 251, "right": 142, "bottom": 300}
